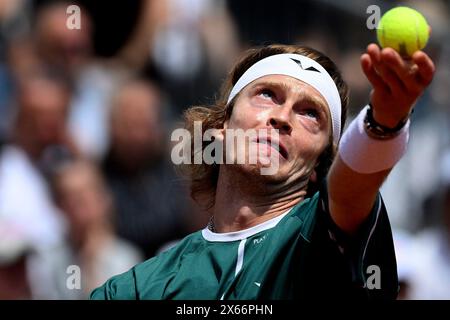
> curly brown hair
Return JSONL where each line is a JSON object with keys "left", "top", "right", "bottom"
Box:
{"left": 180, "top": 44, "right": 349, "bottom": 210}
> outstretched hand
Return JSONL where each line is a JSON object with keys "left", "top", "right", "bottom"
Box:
{"left": 360, "top": 43, "right": 435, "bottom": 128}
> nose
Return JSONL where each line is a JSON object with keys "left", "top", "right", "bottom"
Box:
{"left": 267, "top": 107, "right": 292, "bottom": 135}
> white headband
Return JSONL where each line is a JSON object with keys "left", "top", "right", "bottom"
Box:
{"left": 227, "top": 53, "right": 342, "bottom": 144}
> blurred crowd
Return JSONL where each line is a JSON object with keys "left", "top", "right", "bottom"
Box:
{"left": 0, "top": 0, "right": 449, "bottom": 299}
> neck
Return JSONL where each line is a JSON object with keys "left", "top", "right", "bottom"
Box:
{"left": 212, "top": 166, "right": 308, "bottom": 233}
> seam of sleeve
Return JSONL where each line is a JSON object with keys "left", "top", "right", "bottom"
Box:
{"left": 361, "top": 196, "right": 382, "bottom": 265}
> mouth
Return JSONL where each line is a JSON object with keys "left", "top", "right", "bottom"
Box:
{"left": 255, "top": 137, "right": 288, "bottom": 160}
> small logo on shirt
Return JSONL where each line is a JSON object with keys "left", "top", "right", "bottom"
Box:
{"left": 254, "top": 282, "right": 261, "bottom": 287}
{"left": 253, "top": 234, "right": 267, "bottom": 245}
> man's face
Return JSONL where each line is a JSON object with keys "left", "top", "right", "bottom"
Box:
{"left": 224, "top": 74, "right": 332, "bottom": 185}
{"left": 111, "top": 83, "right": 163, "bottom": 164}
{"left": 56, "top": 164, "right": 110, "bottom": 229}
{"left": 19, "top": 79, "right": 69, "bottom": 147}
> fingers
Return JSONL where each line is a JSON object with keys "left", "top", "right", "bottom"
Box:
{"left": 362, "top": 44, "right": 393, "bottom": 93}
{"left": 360, "top": 53, "right": 389, "bottom": 92}
{"left": 362, "top": 43, "right": 435, "bottom": 103}
{"left": 413, "top": 51, "right": 435, "bottom": 87}
{"left": 367, "top": 43, "right": 381, "bottom": 63}
{"left": 381, "top": 48, "right": 411, "bottom": 79}
{"left": 367, "top": 46, "right": 406, "bottom": 94}
{"left": 382, "top": 48, "right": 423, "bottom": 95}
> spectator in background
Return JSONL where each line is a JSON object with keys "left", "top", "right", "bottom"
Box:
{"left": 102, "top": 78, "right": 201, "bottom": 258}
{"left": 7, "top": 1, "right": 129, "bottom": 160}
{"left": 405, "top": 150, "right": 450, "bottom": 299}
{"left": 38, "top": 160, "right": 143, "bottom": 299}
{"left": 33, "top": 1, "right": 92, "bottom": 76}
{"left": 0, "top": 70, "right": 76, "bottom": 250}
{"left": 0, "top": 0, "right": 29, "bottom": 141}
{"left": 0, "top": 254, "right": 30, "bottom": 299}
{"left": 0, "top": 220, "right": 34, "bottom": 299}
{"left": 149, "top": 0, "right": 240, "bottom": 114}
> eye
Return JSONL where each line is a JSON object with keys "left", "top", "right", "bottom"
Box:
{"left": 300, "top": 108, "right": 320, "bottom": 120}
{"left": 259, "top": 89, "right": 274, "bottom": 100}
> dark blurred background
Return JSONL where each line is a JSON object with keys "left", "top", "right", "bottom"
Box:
{"left": 0, "top": 0, "right": 449, "bottom": 299}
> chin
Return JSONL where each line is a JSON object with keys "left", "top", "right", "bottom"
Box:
{"left": 235, "top": 161, "right": 290, "bottom": 183}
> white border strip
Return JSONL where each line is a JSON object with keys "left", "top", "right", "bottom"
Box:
{"left": 235, "top": 239, "right": 247, "bottom": 276}
{"left": 202, "top": 209, "right": 292, "bottom": 242}
{"left": 362, "top": 196, "right": 382, "bottom": 263}
{"left": 227, "top": 53, "right": 342, "bottom": 144}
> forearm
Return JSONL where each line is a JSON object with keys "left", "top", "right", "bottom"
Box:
{"left": 326, "top": 41, "right": 434, "bottom": 234}
{"left": 327, "top": 105, "right": 410, "bottom": 233}
{"left": 327, "top": 154, "right": 390, "bottom": 234}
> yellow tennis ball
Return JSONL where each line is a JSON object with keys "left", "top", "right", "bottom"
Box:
{"left": 377, "top": 6, "right": 429, "bottom": 57}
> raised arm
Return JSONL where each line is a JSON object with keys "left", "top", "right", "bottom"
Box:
{"left": 327, "top": 43, "right": 435, "bottom": 233}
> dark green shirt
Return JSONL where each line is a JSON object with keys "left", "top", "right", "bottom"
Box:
{"left": 91, "top": 184, "right": 398, "bottom": 300}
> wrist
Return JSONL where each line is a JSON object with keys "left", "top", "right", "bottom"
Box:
{"left": 365, "top": 104, "right": 410, "bottom": 140}
{"left": 371, "top": 108, "right": 411, "bottom": 129}
{"left": 338, "top": 106, "right": 410, "bottom": 174}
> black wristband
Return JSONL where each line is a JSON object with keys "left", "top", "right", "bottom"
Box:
{"left": 363, "top": 104, "right": 410, "bottom": 140}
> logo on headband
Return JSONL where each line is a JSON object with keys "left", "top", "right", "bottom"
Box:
{"left": 289, "top": 58, "right": 320, "bottom": 73}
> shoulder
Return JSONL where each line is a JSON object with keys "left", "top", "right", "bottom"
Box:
{"left": 90, "top": 231, "right": 204, "bottom": 300}
{"left": 311, "top": 181, "right": 398, "bottom": 299}
{"left": 90, "top": 268, "right": 138, "bottom": 300}
{"left": 277, "top": 191, "right": 321, "bottom": 242}
{"left": 134, "top": 231, "right": 205, "bottom": 279}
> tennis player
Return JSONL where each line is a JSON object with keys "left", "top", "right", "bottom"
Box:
{"left": 91, "top": 43, "right": 434, "bottom": 299}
